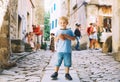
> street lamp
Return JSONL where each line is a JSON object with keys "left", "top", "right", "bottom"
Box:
{"left": 84, "top": 0, "right": 91, "bottom": 3}
{"left": 83, "top": 0, "right": 91, "bottom": 5}
{"left": 78, "top": 0, "right": 91, "bottom": 8}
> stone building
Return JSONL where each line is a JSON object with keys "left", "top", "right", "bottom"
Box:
{"left": 60, "top": 0, "right": 120, "bottom": 61}
{"left": 10, "top": 0, "right": 35, "bottom": 53}
{"left": 49, "top": 0, "right": 61, "bottom": 33}
{"left": 0, "top": 0, "right": 12, "bottom": 70}
{"left": 69, "top": 0, "right": 112, "bottom": 28}
{"left": 112, "top": 0, "right": 120, "bottom": 61}
{"left": 0, "top": 0, "right": 44, "bottom": 69}
{"left": 69, "top": 0, "right": 112, "bottom": 49}
{"left": 49, "top": 0, "right": 112, "bottom": 49}
{"left": 60, "top": 0, "right": 70, "bottom": 18}
{"left": 34, "top": 0, "right": 44, "bottom": 25}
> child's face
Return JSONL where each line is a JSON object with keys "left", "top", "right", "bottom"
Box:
{"left": 59, "top": 20, "right": 68, "bottom": 29}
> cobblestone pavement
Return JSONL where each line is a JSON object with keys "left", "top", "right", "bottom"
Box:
{"left": 0, "top": 49, "right": 120, "bottom": 82}
{"left": 0, "top": 50, "right": 53, "bottom": 82}
{"left": 41, "top": 52, "right": 80, "bottom": 82}
{"left": 72, "top": 49, "right": 120, "bottom": 82}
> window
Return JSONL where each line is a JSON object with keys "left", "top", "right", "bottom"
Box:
{"left": 54, "top": 3, "right": 56, "bottom": 11}
{"left": 103, "top": 17, "right": 112, "bottom": 32}
{"left": 52, "top": 21, "right": 54, "bottom": 29}
{"left": 55, "top": 19, "right": 57, "bottom": 27}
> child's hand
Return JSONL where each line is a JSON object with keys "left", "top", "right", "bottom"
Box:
{"left": 63, "top": 34, "right": 68, "bottom": 37}
{"left": 58, "top": 34, "right": 65, "bottom": 40}
{"left": 63, "top": 34, "right": 76, "bottom": 40}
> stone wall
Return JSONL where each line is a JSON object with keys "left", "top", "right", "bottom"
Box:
{"left": 0, "top": 0, "right": 10, "bottom": 67}
{"left": 9, "top": 0, "right": 18, "bottom": 39}
{"left": 112, "top": 0, "right": 120, "bottom": 61}
{"left": 0, "top": 0, "right": 45, "bottom": 70}
{"left": 34, "top": 0, "right": 44, "bottom": 25}
{"left": 0, "top": 0, "right": 16, "bottom": 69}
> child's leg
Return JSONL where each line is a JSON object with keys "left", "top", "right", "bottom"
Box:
{"left": 54, "top": 66, "right": 60, "bottom": 72}
{"left": 51, "top": 53, "right": 63, "bottom": 79}
{"left": 65, "top": 67, "right": 72, "bottom": 80}
{"left": 55, "top": 52, "right": 63, "bottom": 72}
{"left": 65, "top": 67, "right": 69, "bottom": 74}
{"left": 64, "top": 53, "right": 71, "bottom": 74}
{"left": 51, "top": 66, "right": 59, "bottom": 79}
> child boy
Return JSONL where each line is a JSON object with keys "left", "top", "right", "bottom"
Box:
{"left": 51, "top": 16, "right": 76, "bottom": 80}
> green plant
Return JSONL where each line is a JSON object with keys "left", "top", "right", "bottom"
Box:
{"left": 41, "top": 42, "right": 47, "bottom": 50}
{"left": 44, "top": 11, "right": 50, "bottom": 41}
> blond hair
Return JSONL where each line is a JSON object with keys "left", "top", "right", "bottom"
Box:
{"left": 58, "top": 16, "right": 69, "bottom": 24}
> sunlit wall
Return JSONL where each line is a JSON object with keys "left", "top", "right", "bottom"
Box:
{"left": 112, "top": 0, "right": 120, "bottom": 52}
{"left": 0, "top": 0, "right": 9, "bottom": 31}
{"left": 48, "top": 0, "right": 62, "bottom": 33}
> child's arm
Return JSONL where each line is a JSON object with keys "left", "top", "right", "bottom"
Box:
{"left": 54, "top": 34, "right": 65, "bottom": 42}
{"left": 54, "top": 36, "right": 59, "bottom": 42}
{"left": 63, "top": 34, "right": 76, "bottom": 41}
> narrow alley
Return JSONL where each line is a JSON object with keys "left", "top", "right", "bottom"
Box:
{"left": 0, "top": 0, "right": 120, "bottom": 82}
{"left": 0, "top": 49, "right": 119, "bottom": 82}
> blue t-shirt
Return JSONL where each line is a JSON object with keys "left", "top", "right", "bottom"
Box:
{"left": 55, "top": 29, "right": 75, "bottom": 53}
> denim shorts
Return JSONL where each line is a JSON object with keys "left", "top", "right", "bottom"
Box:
{"left": 55, "top": 52, "right": 72, "bottom": 67}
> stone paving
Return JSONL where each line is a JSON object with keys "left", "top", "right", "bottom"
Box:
{"left": 0, "top": 49, "right": 120, "bottom": 82}
{"left": 41, "top": 52, "right": 80, "bottom": 82}
{"left": 0, "top": 50, "right": 53, "bottom": 82}
{"left": 72, "top": 49, "right": 120, "bottom": 82}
